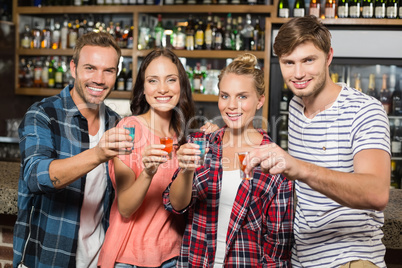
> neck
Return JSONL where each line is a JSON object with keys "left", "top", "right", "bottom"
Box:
{"left": 142, "top": 109, "right": 173, "bottom": 138}
{"left": 223, "top": 125, "right": 262, "bottom": 149}
{"left": 303, "top": 83, "right": 342, "bottom": 119}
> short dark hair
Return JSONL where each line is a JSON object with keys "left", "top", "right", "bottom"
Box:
{"left": 130, "top": 48, "right": 196, "bottom": 145}
{"left": 273, "top": 15, "right": 332, "bottom": 58}
{"left": 72, "top": 31, "right": 121, "bottom": 66}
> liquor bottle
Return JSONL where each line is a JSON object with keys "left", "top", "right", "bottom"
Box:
{"left": 280, "top": 82, "right": 292, "bottom": 112}
{"left": 354, "top": 73, "right": 362, "bottom": 92}
{"left": 392, "top": 120, "right": 402, "bottom": 158}
{"left": 127, "top": 24, "right": 134, "bottom": 49}
{"left": 116, "top": 67, "right": 127, "bottom": 91}
{"left": 154, "top": 14, "right": 164, "bottom": 48}
{"left": 41, "top": 57, "right": 49, "bottom": 88}
{"left": 278, "top": 0, "right": 290, "bottom": 18}
{"left": 128, "top": 0, "right": 136, "bottom": 4}
{"left": 194, "top": 20, "right": 204, "bottom": 50}
{"left": 52, "top": 20, "right": 61, "bottom": 49}
{"left": 214, "top": 19, "right": 224, "bottom": 50}
{"left": 74, "top": 0, "right": 82, "bottom": 5}
{"left": 185, "top": 15, "right": 195, "bottom": 51}
{"left": 235, "top": 16, "right": 243, "bottom": 51}
{"left": 241, "top": 14, "right": 254, "bottom": 51}
{"left": 20, "top": 24, "right": 32, "bottom": 49}
{"left": 68, "top": 20, "right": 78, "bottom": 48}
{"left": 60, "top": 19, "right": 68, "bottom": 49}
{"left": 33, "top": 59, "right": 43, "bottom": 88}
{"left": 349, "top": 0, "right": 361, "bottom": 18}
{"left": 204, "top": 15, "right": 213, "bottom": 50}
{"left": 390, "top": 160, "right": 400, "bottom": 189}
{"left": 138, "top": 16, "right": 150, "bottom": 50}
{"left": 374, "top": 0, "right": 386, "bottom": 18}
{"left": 193, "top": 63, "right": 203, "bottom": 94}
{"left": 55, "top": 60, "right": 64, "bottom": 89}
{"left": 386, "top": 0, "right": 398, "bottom": 18}
{"left": 293, "top": 0, "right": 306, "bottom": 17}
{"left": 115, "top": 22, "right": 125, "bottom": 48}
{"left": 96, "top": 0, "right": 105, "bottom": 4}
{"left": 253, "top": 18, "right": 263, "bottom": 51}
{"left": 392, "top": 78, "right": 402, "bottom": 115}
{"left": 337, "top": 0, "right": 349, "bottom": 18}
{"left": 380, "top": 74, "right": 391, "bottom": 115}
{"left": 362, "top": 0, "right": 374, "bottom": 17}
{"left": 172, "top": 22, "right": 186, "bottom": 50}
{"left": 325, "top": 0, "right": 336, "bottom": 18}
{"left": 105, "top": 0, "right": 113, "bottom": 4}
{"left": 224, "top": 14, "right": 233, "bottom": 50}
{"left": 126, "top": 62, "right": 133, "bottom": 91}
{"left": 366, "top": 73, "right": 378, "bottom": 99}
{"left": 279, "top": 115, "right": 288, "bottom": 151}
{"left": 31, "top": 22, "right": 42, "bottom": 49}
{"left": 309, "top": 0, "right": 322, "bottom": 17}
{"left": 48, "top": 58, "right": 56, "bottom": 89}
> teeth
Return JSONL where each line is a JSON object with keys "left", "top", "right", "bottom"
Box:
{"left": 295, "top": 81, "right": 306, "bottom": 85}
{"left": 228, "top": 113, "right": 241, "bottom": 117}
{"left": 88, "top": 86, "right": 103, "bottom": 92}
{"left": 156, "top": 97, "right": 171, "bottom": 101}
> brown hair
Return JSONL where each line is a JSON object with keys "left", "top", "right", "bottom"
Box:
{"left": 130, "top": 48, "right": 196, "bottom": 145}
{"left": 273, "top": 15, "right": 332, "bottom": 58}
{"left": 218, "top": 53, "right": 265, "bottom": 97}
{"left": 72, "top": 31, "right": 121, "bottom": 66}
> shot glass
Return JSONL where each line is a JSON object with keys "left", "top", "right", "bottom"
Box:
{"left": 123, "top": 125, "right": 135, "bottom": 151}
{"left": 236, "top": 151, "right": 252, "bottom": 180}
{"left": 160, "top": 137, "right": 174, "bottom": 159}
{"left": 193, "top": 137, "right": 208, "bottom": 166}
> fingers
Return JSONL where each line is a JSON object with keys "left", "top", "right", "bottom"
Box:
{"left": 142, "top": 144, "right": 169, "bottom": 176}
{"left": 177, "top": 143, "right": 202, "bottom": 170}
{"left": 200, "top": 122, "right": 219, "bottom": 134}
{"left": 243, "top": 143, "right": 286, "bottom": 176}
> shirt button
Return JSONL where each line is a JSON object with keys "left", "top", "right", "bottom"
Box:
{"left": 323, "top": 146, "right": 326, "bottom": 151}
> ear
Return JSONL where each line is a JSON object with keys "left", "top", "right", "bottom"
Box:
{"left": 257, "top": 95, "right": 265, "bottom": 110}
{"left": 70, "top": 60, "right": 76, "bottom": 79}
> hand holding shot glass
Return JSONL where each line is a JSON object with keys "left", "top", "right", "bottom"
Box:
{"left": 237, "top": 151, "right": 252, "bottom": 180}
{"left": 160, "top": 137, "right": 174, "bottom": 159}
{"left": 192, "top": 137, "right": 208, "bottom": 166}
{"left": 123, "top": 125, "right": 135, "bottom": 152}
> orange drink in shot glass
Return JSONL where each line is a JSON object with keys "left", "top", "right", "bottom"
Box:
{"left": 237, "top": 152, "right": 252, "bottom": 180}
{"left": 160, "top": 137, "right": 174, "bottom": 159}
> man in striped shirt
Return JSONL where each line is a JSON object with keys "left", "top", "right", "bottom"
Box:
{"left": 244, "top": 16, "right": 390, "bottom": 268}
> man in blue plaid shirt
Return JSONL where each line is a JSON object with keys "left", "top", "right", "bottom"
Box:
{"left": 13, "top": 32, "right": 134, "bottom": 268}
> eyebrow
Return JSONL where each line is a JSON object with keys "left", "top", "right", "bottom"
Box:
{"left": 145, "top": 74, "right": 179, "bottom": 79}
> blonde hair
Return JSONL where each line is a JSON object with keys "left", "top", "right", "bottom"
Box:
{"left": 218, "top": 53, "right": 265, "bottom": 97}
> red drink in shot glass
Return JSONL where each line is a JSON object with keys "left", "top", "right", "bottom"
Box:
{"left": 160, "top": 137, "right": 173, "bottom": 159}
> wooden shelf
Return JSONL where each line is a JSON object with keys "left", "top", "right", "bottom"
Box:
{"left": 16, "top": 4, "right": 274, "bottom": 14}
{"left": 136, "top": 49, "right": 265, "bottom": 59}
{"left": 270, "top": 17, "right": 402, "bottom": 26}
{"left": 17, "top": 48, "right": 133, "bottom": 57}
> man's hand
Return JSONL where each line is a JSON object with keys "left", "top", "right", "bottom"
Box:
{"left": 95, "top": 127, "right": 134, "bottom": 163}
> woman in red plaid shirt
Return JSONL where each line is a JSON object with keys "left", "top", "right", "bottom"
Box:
{"left": 163, "top": 53, "right": 294, "bottom": 267}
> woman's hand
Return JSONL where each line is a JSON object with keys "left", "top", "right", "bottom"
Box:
{"left": 176, "top": 143, "right": 202, "bottom": 172}
{"left": 142, "top": 144, "right": 168, "bottom": 177}
{"left": 200, "top": 121, "right": 219, "bottom": 134}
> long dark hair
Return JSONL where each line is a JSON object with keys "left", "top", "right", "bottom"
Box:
{"left": 130, "top": 48, "right": 196, "bottom": 145}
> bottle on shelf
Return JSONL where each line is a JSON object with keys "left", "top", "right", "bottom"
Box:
{"left": 60, "top": 18, "right": 69, "bottom": 49}
{"left": 172, "top": 21, "right": 186, "bottom": 50}
{"left": 279, "top": 114, "right": 288, "bottom": 151}
{"left": 193, "top": 63, "right": 204, "bottom": 94}
{"left": 354, "top": 73, "right": 362, "bottom": 92}
{"left": 278, "top": 0, "right": 290, "bottom": 18}
{"left": 48, "top": 58, "right": 56, "bottom": 89}
{"left": 68, "top": 20, "right": 78, "bottom": 49}
{"left": 235, "top": 16, "right": 243, "bottom": 51}
{"left": 31, "top": 22, "right": 42, "bottom": 49}
{"left": 185, "top": 15, "right": 195, "bottom": 51}
{"left": 242, "top": 14, "right": 254, "bottom": 51}
{"left": 374, "top": 0, "right": 386, "bottom": 18}
{"left": 280, "top": 82, "right": 292, "bottom": 112}
{"left": 21, "top": 24, "right": 32, "bottom": 49}
{"left": 214, "top": 19, "right": 224, "bottom": 50}
{"left": 154, "top": 14, "right": 164, "bottom": 48}
{"left": 309, "top": 0, "right": 322, "bottom": 17}
{"left": 324, "top": 0, "right": 336, "bottom": 18}
{"left": 41, "top": 57, "right": 49, "bottom": 88}
{"left": 126, "top": 62, "right": 133, "bottom": 91}
{"left": 349, "top": 0, "right": 361, "bottom": 18}
{"left": 116, "top": 66, "right": 127, "bottom": 91}
{"left": 337, "top": 0, "right": 349, "bottom": 18}
{"left": 33, "top": 59, "right": 43, "bottom": 88}
{"left": 204, "top": 15, "right": 213, "bottom": 50}
{"left": 194, "top": 19, "right": 205, "bottom": 50}
{"left": 380, "top": 74, "right": 391, "bottom": 115}
{"left": 392, "top": 119, "right": 402, "bottom": 158}
{"left": 138, "top": 15, "right": 150, "bottom": 50}
{"left": 366, "top": 73, "right": 378, "bottom": 99}
{"left": 386, "top": 0, "right": 398, "bottom": 19}
{"left": 52, "top": 20, "right": 61, "bottom": 49}
{"left": 55, "top": 59, "right": 64, "bottom": 89}
{"left": 224, "top": 13, "right": 233, "bottom": 51}
{"left": 293, "top": 0, "right": 306, "bottom": 17}
{"left": 362, "top": 0, "right": 374, "bottom": 18}
{"left": 392, "top": 78, "right": 402, "bottom": 116}
{"left": 390, "top": 160, "right": 401, "bottom": 189}
{"left": 253, "top": 18, "right": 264, "bottom": 51}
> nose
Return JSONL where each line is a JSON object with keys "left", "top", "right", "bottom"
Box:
{"left": 92, "top": 70, "right": 105, "bottom": 85}
{"left": 158, "top": 82, "right": 169, "bottom": 94}
{"left": 228, "top": 96, "right": 240, "bottom": 110}
{"left": 294, "top": 63, "right": 305, "bottom": 79}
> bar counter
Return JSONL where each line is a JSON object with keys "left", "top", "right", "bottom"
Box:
{"left": 1, "top": 161, "right": 401, "bottom": 250}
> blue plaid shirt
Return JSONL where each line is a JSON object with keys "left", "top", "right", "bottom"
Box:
{"left": 13, "top": 85, "right": 120, "bottom": 268}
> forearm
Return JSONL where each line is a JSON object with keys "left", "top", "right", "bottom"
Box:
{"left": 169, "top": 170, "right": 195, "bottom": 211}
{"left": 297, "top": 160, "right": 389, "bottom": 211}
{"left": 117, "top": 170, "right": 153, "bottom": 218}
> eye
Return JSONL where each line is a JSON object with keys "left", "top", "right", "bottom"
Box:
{"left": 147, "top": 78, "right": 158, "bottom": 84}
{"left": 238, "top": 95, "right": 247, "bottom": 100}
{"left": 220, "top": 93, "right": 228, "bottom": 99}
{"left": 167, "top": 77, "right": 178, "bottom": 83}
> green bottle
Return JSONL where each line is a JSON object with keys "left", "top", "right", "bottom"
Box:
{"left": 386, "top": 0, "right": 398, "bottom": 18}
{"left": 293, "top": 0, "right": 306, "bottom": 17}
{"left": 374, "top": 0, "right": 386, "bottom": 18}
{"left": 362, "top": 0, "right": 374, "bottom": 17}
{"left": 278, "top": 0, "right": 290, "bottom": 18}
{"left": 48, "top": 59, "right": 56, "bottom": 89}
{"left": 338, "top": 0, "right": 349, "bottom": 18}
{"left": 154, "top": 14, "right": 164, "bottom": 48}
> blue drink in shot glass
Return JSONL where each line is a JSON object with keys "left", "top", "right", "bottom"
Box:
{"left": 123, "top": 125, "right": 135, "bottom": 151}
{"left": 193, "top": 137, "right": 207, "bottom": 165}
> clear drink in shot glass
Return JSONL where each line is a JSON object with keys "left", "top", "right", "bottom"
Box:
{"left": 160, "top": 137, "right": 174, "bottom": 159}
{"left": 193, "top": 137, "right": 207, "bottom": 166}
{"left": 237, "top": 151, "right": 252, "bottom": 180}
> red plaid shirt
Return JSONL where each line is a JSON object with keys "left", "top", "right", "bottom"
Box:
{"left": 163, "top": 128, "right": 294, "bottom": 267}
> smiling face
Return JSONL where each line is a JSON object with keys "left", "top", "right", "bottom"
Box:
{"left": 70, "top": 45, "right": 119, "bottom": 107}
{"left": 279, "top": 41, "right": 333, "bottom": 100}
{"left": 218, "top": 73, "right": 265, "bottom": 131}
{"left": 143, "top": 56, "right": 181, "bottom": 114}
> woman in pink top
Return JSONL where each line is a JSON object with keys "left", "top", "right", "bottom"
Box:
{"left": 98, "top": 49, "right": 196, "bottom": 268}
